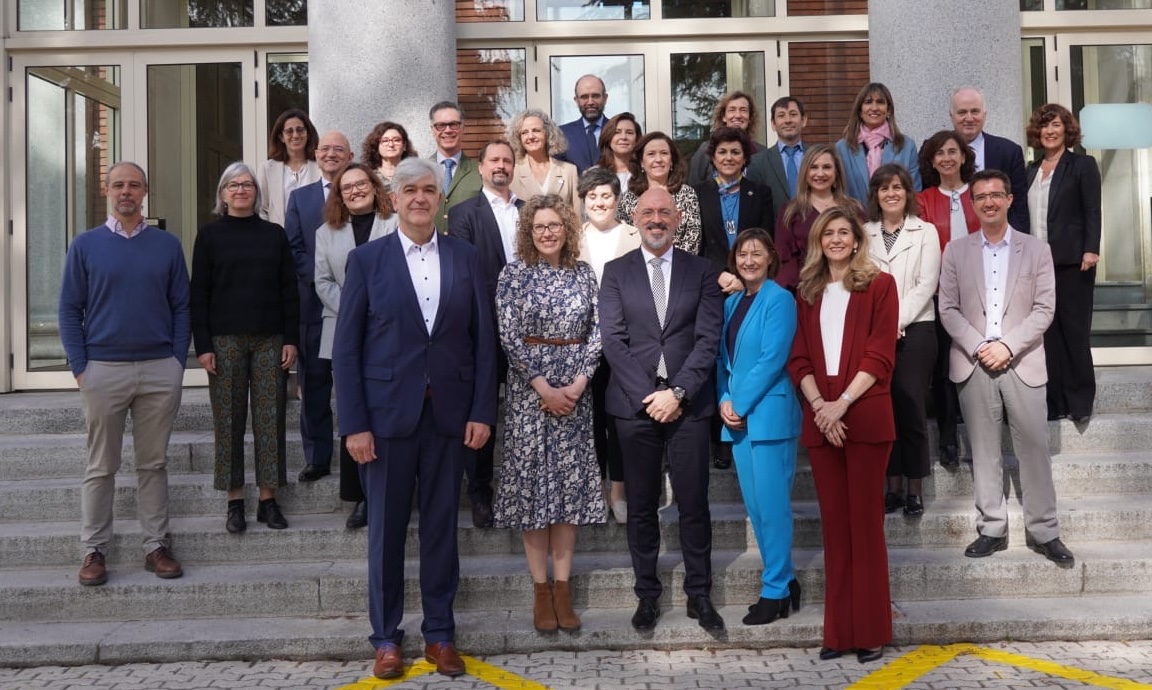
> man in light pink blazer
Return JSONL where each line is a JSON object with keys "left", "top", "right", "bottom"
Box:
{"left": 937, "top": 169, "right": 1074, "bottom": 569}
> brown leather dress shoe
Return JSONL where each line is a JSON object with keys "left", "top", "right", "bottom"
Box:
{"left": 372, "top": 643, "right": 404, "bottom": 679}
{"left": 424, "top": 641, "right": 465, "bottom": 677}
{"left": 78, "top": 551, "right": 107, "bottom": 586}
{"left": 144, "top": 546, "right": 184, "bottom": 579}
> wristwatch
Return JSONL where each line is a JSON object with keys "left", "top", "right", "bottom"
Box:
{"left": 840, "top": 392, "right": 855, "bottom": 403}
{"left": 671, "top": 386, "right": 687, "bottom": 403}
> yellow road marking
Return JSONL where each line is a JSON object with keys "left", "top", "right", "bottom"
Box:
{"left": 969, "top": 646, "right": 1152, "bottom": 690}
{"left": 335, "top": 656, "right": 553, "bottom": 690}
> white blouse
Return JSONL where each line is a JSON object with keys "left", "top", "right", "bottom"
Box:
{"left": 820, "top": 281, "right": 851, "bottom": 377}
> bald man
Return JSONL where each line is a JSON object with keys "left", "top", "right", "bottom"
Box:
{"left": 558, "top": 74, "right": 611, "bottom": 174}
{"left": 949, "top": 86, "right": 1029, "bottom": 231}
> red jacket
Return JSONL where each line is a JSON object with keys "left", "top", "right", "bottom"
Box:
{"left": 917, "top": 186, "right": 979, "bottom": 254}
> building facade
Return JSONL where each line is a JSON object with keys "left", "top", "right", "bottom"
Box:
{"left": 2, "top": 0, "right": 1151, "bottom": 390}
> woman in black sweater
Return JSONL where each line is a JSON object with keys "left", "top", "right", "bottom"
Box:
{"left": 191, "top": 161, "right": 300, "bottom": 533}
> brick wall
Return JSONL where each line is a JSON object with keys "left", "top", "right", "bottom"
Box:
{"left": 787, "top": 41, "right": 870, "bottom": 146}
{"left": 456, "top": 0, "right": 513, "bottom": 22}
{"left": 457, "top": 50, "right": 522, "bottom": 157}
{"left": 788, "top": 0, "right": 867, "bottom": 15}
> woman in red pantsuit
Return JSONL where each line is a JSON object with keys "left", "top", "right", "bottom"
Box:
{"left": 787, "top": 206, "right": 898, "bottom": 664}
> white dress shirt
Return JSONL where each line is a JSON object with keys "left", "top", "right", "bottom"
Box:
{"left": 398, "top": 230, "right": 442, "bottom": 335}
{"left": 483, "top": 188, "right": 521, "bottom": 262}
{"left": 1028, "top": 174, "right": 1051, "bottom": 242}
{"left": 970, "top": 132, "right": 986, "bottom": 172}
{"left": 820, "top": 282, "right": 851, "bottom": 376}
{"left": 981, "top": 227, "right": 1011, "bottom": 342}
{"left": 640, "top": 245, "right": 673, "bottom": 297}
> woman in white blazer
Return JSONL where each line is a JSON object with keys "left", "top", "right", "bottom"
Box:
{"left": 864, "top": 163, "right": 941, "bottom": 518}
{"left": 256, "top": 108, "right": 321, "bottom": 227}
{"left": 313, "top": 162, "right": 397, "bottom": 529}
{"left": 508, "top": 108, "right": 581, "bottom": 215}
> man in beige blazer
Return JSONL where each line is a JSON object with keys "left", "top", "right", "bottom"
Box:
{"left": 937, "top": 169, "right": 1074, "bottom": 568}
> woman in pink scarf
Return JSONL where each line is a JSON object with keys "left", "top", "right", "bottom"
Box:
{"left": 835, "top": 83, "right": 921, "bottom": 204}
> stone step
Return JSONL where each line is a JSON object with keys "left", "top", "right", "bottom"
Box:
{"left": 3, "top": 541, "right": 1148, "bottom": 624}
{"left": 5, "top": 591, "right": 1152, "bottom": 668}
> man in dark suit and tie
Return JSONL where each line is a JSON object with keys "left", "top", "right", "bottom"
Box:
{"left": 334, "top": 157, "right": 497, "bottom": 680}
{"left": 950, "top": 86, "right": 1030, "bottom": 231}
{"left": 447, "top": 139, "right": 523, "bottom": 527}
{"left": 557, "top": 74, "right": 609, "bottom": 174}
{"left": 762, "top": 96, "right": 809, "bottom": 223}
{"left": 937, "top": 169, "right": 1074, "bottom": 569}
{"left": 599, "top": 187, "right": 725, "bottom": 633}
{"left": 284, "top": 130, "right": 353, "bottom": 482}
{"left": 430, "top": 101, "right": 483, "bottom": 234}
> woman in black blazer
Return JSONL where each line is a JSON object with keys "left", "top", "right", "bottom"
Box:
{"left": 1024, "top": 103, "right": 1102, "bottom": 421}
{"left": 693, "top": 126, "right": 775, "bottom": 469}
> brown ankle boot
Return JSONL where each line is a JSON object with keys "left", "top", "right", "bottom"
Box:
{"left": 553, "top": 580, "right": 581, "bottom": 631}
{"left": 533, "top": 581, "right": 558, "bottom": 632}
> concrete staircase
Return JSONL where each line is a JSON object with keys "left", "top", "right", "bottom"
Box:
{"left": 2, "top": 369, "right": 1151, "bottom": 667}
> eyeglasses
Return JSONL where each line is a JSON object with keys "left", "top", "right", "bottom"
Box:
{"left": 317, "top": 145, "right": 348, "bottom": 155}
{"left": 340, "top": 179, "right": 372, "bottom": 194}
{"left": 282, "top": 126, "right": 307, "bottom": 135}
{"left": 432, "top": 121, "right": 463, "bottom": 132}
{"left": 950, "top": 191, "right": 961, "bottom": 213}
{"left": 972, "top": 192, "right": 1009, "bottom": 203}
{"left": 531, "top": 222, "right": 565, "bottom": 235}
{"left": 379, "top": 137, "right": 404, "bottom": 145}
{"left": 225, "top": 181, "right": 255, "bottom": 192}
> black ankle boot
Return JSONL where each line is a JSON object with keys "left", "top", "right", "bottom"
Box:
{"left": 257, "top": 498, "right": 288, "bottom": 529}
{"left": 226, "top": 499, "right": 246, "bottom": 533}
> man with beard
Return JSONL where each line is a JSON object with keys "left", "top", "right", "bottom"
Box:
{"left": 447, "top": 140, "right": 523, "bottom": 527}
{"left": 598, "top": 187, "right": 725, "bottom": 633}
{"left": 559, "top": 74, "right": 610, "bottom": 174}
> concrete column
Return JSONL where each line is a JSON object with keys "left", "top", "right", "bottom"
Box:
{"left": 869, "top": 2, "right": 1024, "bottom": 146}
{"left": 307, "top": 1, "right": 456, "bottom": 158}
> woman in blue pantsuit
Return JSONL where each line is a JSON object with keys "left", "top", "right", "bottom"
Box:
{"left": 716, "top": 227, "right": 803, "bottom": 625}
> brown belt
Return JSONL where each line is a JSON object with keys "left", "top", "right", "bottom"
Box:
{"left": 523, "top": 336, "right": 586, "bottom": 346}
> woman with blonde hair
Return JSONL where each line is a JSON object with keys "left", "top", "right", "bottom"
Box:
{"left": 508, "top": 109, "right": 581, "bottom": 214}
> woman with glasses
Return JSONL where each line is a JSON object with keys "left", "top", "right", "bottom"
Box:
{"left": 508, "top": 109, "right": 582, "bottom": 215}
{"left": 835, "top": 83, "right": 921, "bottom": 204}
{"left": 314, "top": 163, "right": 397, "bottom": 529}
{"left": 594, "top": 112, "right": 642, "bottom": 191}
{"left": 256, "top": 109, "right": 320, "bottom": 227}
{"left": 191, "top": 162, "right": 299, "bottom": 534}
{"left": 360, "top": 121, "right": 417, "bottom": 191}
{"left": 917, "top": 130, "right": 979, "bottom": 469}
{"left": 616, "top": 131, "right": 703, "bottom": 254}
{"left": 492, "top": 194, "right": 605, "bottom": 634}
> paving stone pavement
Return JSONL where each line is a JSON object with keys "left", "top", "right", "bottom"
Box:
{"left": 2, "top": 641, "right": 1150, "bottom": 690}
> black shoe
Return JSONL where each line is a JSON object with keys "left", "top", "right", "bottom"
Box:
{"left": 297, "top": 465, "right": 331, "bottom": 482}
{"left": 686, "top": 595, "right": 725, "bottom": 632}
{"left": 964, "top": 534, "right": 1007, "bottom": 558}
{"left": 940, "top": 444, "right": 960, "bottom": 470}
{"left": 346, "top": 501, "right": 367, "bottom": 530}
{"left": 712, "top": 443, "right": 733, "bottom": 470}
{"left": 742, "top": 596, "right": 789, "bottom": 626}
{"left": 788, "top": 578, "right": 802, "bottom": 612}
{"left": 1026, "top": 535, "right": 1075, "bottom": 568}
{"left": 1069, "top": 414, "right": 1091, "bottom": 424}
{"left": 257, "top": 498, "right": 288, "bottom": 529}
{"left": 857, "top": 647, "right": 884, "bottom": 663}
{"left": 226, "top": 500, "right": 246, "bottom": 534}
{"left": 903, "top": 495, "right": 924, "bottom": 517}
{"left": 884, "top": 492, "right": 904, "bottom": 514}
{"left": 471, "top": 500, "right": 493, "bottom": 528}
{"left": 631, "top": 597, "right": 661, "bottom": 631}
{"left": 819, "top": 648, "right": 843, "bottom": 661}
{"left": 712, "top": 455, "right": 732, "bottom": 470}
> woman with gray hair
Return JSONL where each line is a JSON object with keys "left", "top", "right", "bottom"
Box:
{"left": 508, "top": 109, "right": 581, "bottom": 215}
{"left": 190, "top": 161, "right": 300, "bottom": 534}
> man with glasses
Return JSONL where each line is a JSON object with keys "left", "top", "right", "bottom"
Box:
{"left": 949, "top": 86, "right": 1029, "bottom": 231}
{"left": 937, "top": 169, "right": 1074, "bottom": 569}
{"left": 429, "top": 101, "right": 483, "bottom": 234}
{"left": 285, "top": 130, "right": 353, "bottom": 483}
{"left": 558, "top": 74, "right": 610, "bottom": 174}
{"left": 598, "top": 187, "right": 725, "bottom": 633}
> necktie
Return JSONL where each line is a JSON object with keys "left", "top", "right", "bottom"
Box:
{"left": 322, "top": 181, "right": 331, "bottom": 201}
{"left": 783, "top": 145, "right": 801, "bottom": 195}
{"left": 586, "top": 122, "right": 599, "bottom": 158}
{"left": 650, "top": 257, "right": 668, "bottom": 378}
{"left": 442, "top": 159, "right": 457, "bottom": 194}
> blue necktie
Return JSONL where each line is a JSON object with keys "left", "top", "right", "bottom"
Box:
{"left": 442, "top": 159, "right": 457, "bottom": 194}
{"left": 586, "top": 122, "right": 599, "bottom": 159}
{"left": 783, "top": 145, "right": 801, "bottom": 195}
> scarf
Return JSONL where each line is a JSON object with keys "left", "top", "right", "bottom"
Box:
{"left": 857, "top": 121, "right": 892, "bottom": 177}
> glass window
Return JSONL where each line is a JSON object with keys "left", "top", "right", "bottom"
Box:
{"left": 786, "top": 41, "right": 869, "bottom": 147}
{"left": 457, "top": 49, "right": 528, "bottom": 155}
{"left": 267, "top": 0, "right": 306, "bottom": 25}
{"left": 1020, "top": 0, "right": 1043, "bottom": 9}
{"left": 18, "top": 0, "right": 126, "bottom": 30}
{"left": 457, "top": 0, "right": 524, "bottom": 21}
{"left": 549, "top": 55, "right": 646, "bottom": 133}
{"left": 1059, "top": 0, "right": 1151, "bottom": 7}
{"left": 1021, "top": 37, "right": 1047, "bottom": 149}
{"left": 267, "top": 54, "right": 309, "bottom": 133}
{"left": 140, "top": 0, "right": 253, "bottom": 28}
{"left": 670, "top": 51, "right": 765, "bottom": 161}
{"left": 538, "top": 0, "right": 649, "bottom": 21}
{"left": 664, "top": 0, "right": 774, "bottom": 19}
{"left": 26, "top": 65, "right": 120, "bottom": 371}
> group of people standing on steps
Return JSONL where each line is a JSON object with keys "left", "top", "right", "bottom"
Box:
{"left": 59, "top": 75, "right": 1099, "bottom": 680}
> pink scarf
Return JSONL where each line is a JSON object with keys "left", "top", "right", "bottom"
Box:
{"left": 857, "top": 121, "right": 892, "bottom": 177}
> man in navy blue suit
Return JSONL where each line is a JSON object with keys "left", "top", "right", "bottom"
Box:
{"left": 284, "top": 130, "right": 353, "bottom": 483}
{"left": 447, "top": 140, "right": 523, "bottom": 527}
{"left": 599, "top": 187, "right": 725, "bottom": 634}
{"left": 950, "top": 86, "right": 1030, "bottom": 232}
{"left": 558, "top": 74, "right": 610, "bottom": 174}
{"left": 333, "top": 157, "right": 497, "bottom": 680}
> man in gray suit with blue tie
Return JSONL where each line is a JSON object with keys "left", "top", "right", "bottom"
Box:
{"left": 762, "top": 96, "right": 809, "bottom": 223}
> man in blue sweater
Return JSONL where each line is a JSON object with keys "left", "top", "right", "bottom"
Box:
{"left": 58, "top": 161, "right": 191, "bottom": 586}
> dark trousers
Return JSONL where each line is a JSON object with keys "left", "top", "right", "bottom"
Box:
{"left": 931, "top": 301, "right": 961, "bottom": 450}
{"left": 591, "top": 358, "right": 624, "bottom": 482}
{"left": 338, "top": 436, "right": 366, "bottom": 503}
{"left": 360, "top": 398, "right": 464, "bottom": 648}
{"left": 1045, "top": 265, "right": 1096, "bottom": 419}
{"left": 615, "top": 413, "right": 712, "bottom": 600}
{"left": 888, "top": 321, "right": 937, "bottom": 480}
{"left": 810, "top": 440, "right": 893, "bottom": 651}
{"left": 464, "top": 354, "right": 505, "bottom": 505}
{"left": 298, "top": 320, "right": 334, "bottom": 470}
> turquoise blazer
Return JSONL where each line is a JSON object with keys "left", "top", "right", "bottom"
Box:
{"left": 716, "top": 281, "right": 801, "bottom": 443}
